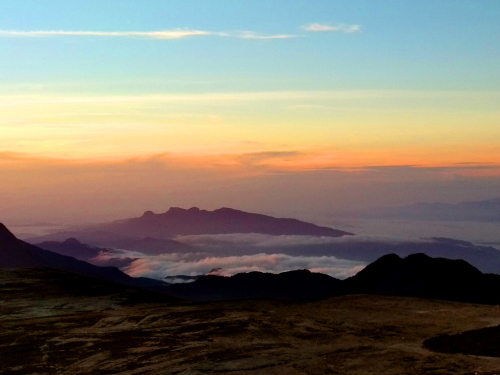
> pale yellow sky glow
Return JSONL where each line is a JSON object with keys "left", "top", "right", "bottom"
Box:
{"left": 1, "top": 90, "right": 499, "bottom": 168}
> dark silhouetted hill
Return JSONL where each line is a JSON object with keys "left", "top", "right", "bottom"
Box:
{"left": 344, "top": 253, "right": 500, "bottom": 304}
{"left": 166, "top": 269, "right": 343, "bottom": 301}
{"left": 0, "top": 223, "right": 169, "bottom": 292}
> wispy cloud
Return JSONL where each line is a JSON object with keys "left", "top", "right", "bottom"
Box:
{"left": 304, "top": 23, "right": 361, "bottom": 33}
{"left": 175, "top": 233, "right": 412, "bottom": 248}
{"left": 0, "top": 91, "right": 316, "bottom": 105}
{"left": 0, "top": 29, "right": 222, "bottom": 39}
{"left": 0, "top": 29, "right": 297, "bottom": 40}
{"left": 237, "top": 31, "right": 297, "bottom": 40}
{"left": 6, "top": 89, "right": 497, "bottom": 106}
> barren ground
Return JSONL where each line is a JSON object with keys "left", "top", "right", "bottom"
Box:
{"left": 2, "top": 269, "right": 500, "bottom": 374}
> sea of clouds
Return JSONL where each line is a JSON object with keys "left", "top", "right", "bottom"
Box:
{"left": 95, "top": 249, "right": 366, "bottom": 281}
{"left": 91, "top": 224, "right": 500, "bottom": 282}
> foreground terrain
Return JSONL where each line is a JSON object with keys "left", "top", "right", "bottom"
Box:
{"left": 2, "top": 269, "right": 500, "bottom": 374}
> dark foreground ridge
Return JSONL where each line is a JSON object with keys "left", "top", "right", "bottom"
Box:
{"left": 0, "top": 223, "right": 170, "bottom": 293}
{"left": 0, "top": 267, "right": 178, "bottom": 305}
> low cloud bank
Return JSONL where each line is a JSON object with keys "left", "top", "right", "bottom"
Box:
{"left": 94, "top": 250, "right": 365, "bottom": 281}
{"left": 175, "top": 233, "right": 415, "bottom": 248}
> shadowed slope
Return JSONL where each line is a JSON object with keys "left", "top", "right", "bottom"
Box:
{"left": 0, "top": 223, "right": 170, "bottom": 292}
{"left": 0, "top": 223, "right": 44, "bottom": 268}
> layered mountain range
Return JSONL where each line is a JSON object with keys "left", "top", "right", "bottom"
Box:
{"left": 4, "top": 222, "right": 500, "bottom": 304}
{"left": 26, "top": 206, "right": 500, "bottom": 275}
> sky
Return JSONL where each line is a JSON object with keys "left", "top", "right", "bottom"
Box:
{"left": 1, "top": 0, "right": 500, "bottom": 224}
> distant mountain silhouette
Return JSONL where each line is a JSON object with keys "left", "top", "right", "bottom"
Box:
{"left": 29, "top": 207, "right": 352, "bottom": 243}
{"left": 165, "top": 269, "right": 343, "bottom": 301}
{"left": 100, "top": 207, "right": 353, "bottom": 238}
{"left": 0, "top": 223, "right": 168, "bottom": 292}
{"left": 365, "top": 197, "right": 500, "bottom": 222}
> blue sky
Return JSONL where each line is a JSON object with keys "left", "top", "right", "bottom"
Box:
{"left": 1, "top": 0, "right": 499, "bottom": 94}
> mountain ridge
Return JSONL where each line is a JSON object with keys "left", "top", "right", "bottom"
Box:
{"left": 106, "top": 206, "right": 353, "bottom": 238}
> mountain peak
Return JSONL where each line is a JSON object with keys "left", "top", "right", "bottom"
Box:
{"left": 62, "top": 238, "right": 83, "bottom": 246}
{"left": 215, "top": 207, "right": 239, "bottom": 212}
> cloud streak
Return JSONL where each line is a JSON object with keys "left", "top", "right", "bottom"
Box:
{"left": 175, "top": 233, "right": 412, "bottom": 248}
{"left": 0, "top": 29, "right": 297, "bottom": 40}
{"left": 6, "top": 89, "right": 496, "bottom": 106}
{"left": 304, "top": 23, "right": 361, "bottom": 33}
{"left": 0, "top": 29, "right": 221, "bottom": 39}
{"left": 237, "top": 31, "right": 297, "bottom": 40}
